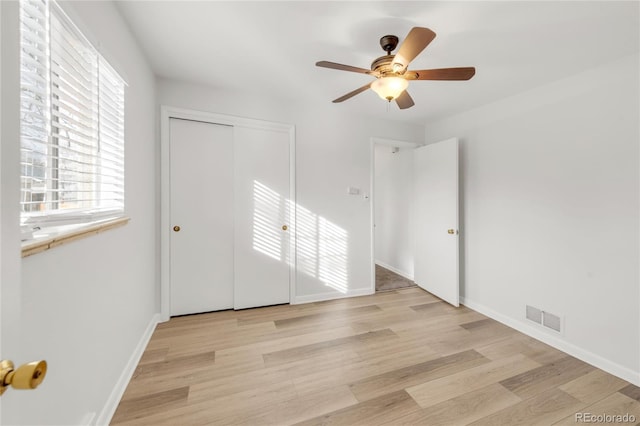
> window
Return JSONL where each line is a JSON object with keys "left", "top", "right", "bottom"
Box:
{"left": 19, "top": 0, "right": 125, "bottom": 227}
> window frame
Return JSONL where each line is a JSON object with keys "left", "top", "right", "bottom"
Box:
{"left": 19, "top": 0, "right": 126, "bottom": 235}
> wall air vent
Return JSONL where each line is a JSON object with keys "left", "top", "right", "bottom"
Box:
{"left": 526, "top": 305, "right": 562, "bottom": 333}
{"left": 542, "top": 311, "right": 562, "bottom": 332}
{"left": 526, "top": 305, "right": 542, "bottom": 324}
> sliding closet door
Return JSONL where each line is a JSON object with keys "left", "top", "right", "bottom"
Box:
{"left": 233, "top": 126, "right": 291, "bottom": 309}
{"left": 169, "top": 118, "right": 234, "bottom": 316}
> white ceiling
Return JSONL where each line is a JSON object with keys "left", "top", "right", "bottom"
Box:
{"left": 114, "top": 1, "right": 639, "bottom": 125}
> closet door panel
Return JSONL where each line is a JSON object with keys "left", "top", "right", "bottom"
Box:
{"left": 234, "top": 126, "right": 290, "bottom": 309}
{"left": 169, "top": 119, "right": 234, "bottom": 315}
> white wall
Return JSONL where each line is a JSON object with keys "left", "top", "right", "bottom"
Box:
{"left": 374, "top": 144, "right": 414, "bottom": 278}
{"left": 424, "top": 53, "right": 640, "bottom": 384}
{"left": 2, "top": 1, "right": 158, "bottom": 424}
{"left": 158, "top": 79, "right": 424, "bottom": 302}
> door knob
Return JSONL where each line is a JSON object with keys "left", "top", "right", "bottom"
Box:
{"left": 282, "top": 225, "right": 288, "bottom": 231}
{"left": 0, "top": 360, "right": 47, "bottom": 396}
{"left": 447, "top": 229, "right": 458, "bottom": 235}
{"left": 173, "top": 225, "right": 181, "bottom": 232}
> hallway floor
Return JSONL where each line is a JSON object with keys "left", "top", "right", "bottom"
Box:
{"left": 375, "top": 264, "right": 416, "bottom": 292}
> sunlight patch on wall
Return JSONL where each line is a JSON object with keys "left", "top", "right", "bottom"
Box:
{"left": 252, "top": 180, "right": 286, "bottom": 261}
{"left": 252, "top": 180, "right": 349, "bottom": 293}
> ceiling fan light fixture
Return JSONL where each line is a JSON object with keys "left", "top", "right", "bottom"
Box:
{"left": 371, "top": 76, "right": 408, "bottom": 101}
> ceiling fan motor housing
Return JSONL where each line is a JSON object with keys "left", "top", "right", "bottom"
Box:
{"left": 379, "top": 35, "right": 399, "bottom": 53}
{"left": 371, "top": 55, "right": 395, "bottom": 75}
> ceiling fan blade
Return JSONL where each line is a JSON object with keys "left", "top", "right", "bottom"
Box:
{"left": 332, "top": 82, "right": 372, "bottom": 103}
{"left": 395, "top": 91, "right": 415, "bottom": 109}
{"left": 316, "top": 61, "right": 373, "bottom": 75}
{"left": 392, "top": 27, "right": 436, "bottom": 72}
{"left": 410, "top": 67, "right": 476, "bottom": 80}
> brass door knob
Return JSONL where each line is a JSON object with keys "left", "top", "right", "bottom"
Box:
{"left": 0, "top": 360, "right": 47, "bottom": 396}
{"left": 282, "top": 225, "right": 288, "bottom": 231}
{"left": 447, "top": 229, "right": 456, "bottom": 235}
{"left": 173, "top": 225, "right": 181, "bottom": 232}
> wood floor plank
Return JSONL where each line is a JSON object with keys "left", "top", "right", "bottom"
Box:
{"left": 469, "top": 388, "right": 584, "bottom": 426}
{"left": 121, "top": 350, "right": 265, "bottom": 400}
{"left": 348, "top": 349, "right": 489, "bottom": 402}
{"left": 112, "top": 288, "right": 637, "bottom": 425}
{"left": 238, "top": 385, "right": 359, "bottom": 425}
{"left": 137, "top": 347, "right": 169, "bottom": 365}
{"left": 111, "top": 386, "right": 189, "bottom": 424}
{"left": 499, "top": 355, "right": 594, "bottom": 399}
{"left": 426, "top": 319, "right": 519, "bottom": 356}
{"left": 188, "top": 347, "right": 361, "bottom": 402}
{"left": 295, "top": 390, "right": 421, "bottom": 426}
{"left": 406, "top": 354, "right": 541, "bottom": 408}
{"left": 350, "top": 311, "right": 431, "bottom": 334}
{"left": 273, "top": 304, "right": 381, "bottom": 329}
{"left": 619, "top": 384, "right": 640, "bottom": 402}
{"left": 459, "top": 318, "right": 496, "bottom": 329}
{"left": 559, "top": 369, "right": 629, "bottom": 404}
{"left": 395, "top": 383, "right": 522, "bottom": 425}
{"left": 475, "top": 333, "right": 567, "bottom": 365}
{"left": 291, "top": 344, "right": 442, "bottom": 396}
{"left": 262, "top": 328, "right": 396, "bottom": 367}
{"left": 132, "top": 351, "right": 215, "bottom": 381}
{"left": 205, "top": 324, "right": 358, "bottom": 358}
{"left": 118, "top": 380, "right": 298, "bottom": 426}
{"left": 553, "top": 391, "right": 640, "bottom": 425}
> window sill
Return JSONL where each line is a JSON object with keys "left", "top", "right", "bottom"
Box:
{"left": 21, "top": 216, "right": 130, "bottom": 258}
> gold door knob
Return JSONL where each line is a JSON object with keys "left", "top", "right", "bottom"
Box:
{"left": 0, "top": 360, "right": 47, "bottom": 396}
{"left": 447, "top": 229, "right": 456, "bottom": 234}
{"left": 173, "top": 225, "right": 181, "bottom": 232}
{"left": 282, "top": 225, "right": 288, "bottom": 231}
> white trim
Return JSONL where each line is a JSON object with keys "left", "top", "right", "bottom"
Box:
{"left": 374, "top": 260, "right": 414, "bottom": 281}
{"left": 288, "top": 125, "right": 297, "bottom": 305}
{"left": 369, "top": 140, "right": 376, "bottom": 295}
{"left": 292, "top": 288, "right": 373, "bottom": 305}
{"left": 95, "top": 313, "right": 161, "bottom": 426}
{"left": 160, "top": 106, "right": 296, "bottom": 320}
{"left": 369, "top": 137, "right": 419, "bottom": 294}
{"left": 461, "top": 297, "right": 640, "bottom": 387}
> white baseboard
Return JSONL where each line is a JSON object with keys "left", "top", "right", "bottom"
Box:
{"left": 292, "top": 287, "right": 373, "bottom": 304}
{"left": 461, "top": 297, "right": 640, "bottom": 386}
{"left": 95, "top": 313, "right": 162, "bottom": 426}
{"left": 375, "top": 260, "right": 414, "bottom": 281}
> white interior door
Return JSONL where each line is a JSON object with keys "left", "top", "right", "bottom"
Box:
{"left": 413, "top": 138, "right": 460, "bottom": 306}
{"left": 169, "top": 118, "right": 234, "bottom": 316}
{"left": 233, "top": 126, "right": 290, "bottom": 309}
{"left": 2, "top": 2, "right": 26, "bottom": 421}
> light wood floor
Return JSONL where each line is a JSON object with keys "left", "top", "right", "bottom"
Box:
{"left": 112, "top": 287, "right": 640, "bottom": 425}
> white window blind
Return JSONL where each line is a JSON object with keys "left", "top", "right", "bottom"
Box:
{"left": 19, "top": 0, "right": 125, "bottom": 225}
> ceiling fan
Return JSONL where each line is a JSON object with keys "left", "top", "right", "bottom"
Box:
{"left": 316, "top": 27, "right": 476, "bottom": 109}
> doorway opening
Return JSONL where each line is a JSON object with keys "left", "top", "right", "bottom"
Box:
{"left": 371, "top": 138, "right": 418, "bottom": 293}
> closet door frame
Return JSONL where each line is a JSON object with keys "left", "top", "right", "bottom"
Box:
{"left": 160, "top": 106, "right": 296, "bottom": 321}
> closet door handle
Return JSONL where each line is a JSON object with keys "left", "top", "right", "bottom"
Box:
{"left": 282, "top": 225, "right": 288, "bottom": 231}
{"left": 173, "top": 226, "right": 181, "bottom": 232}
